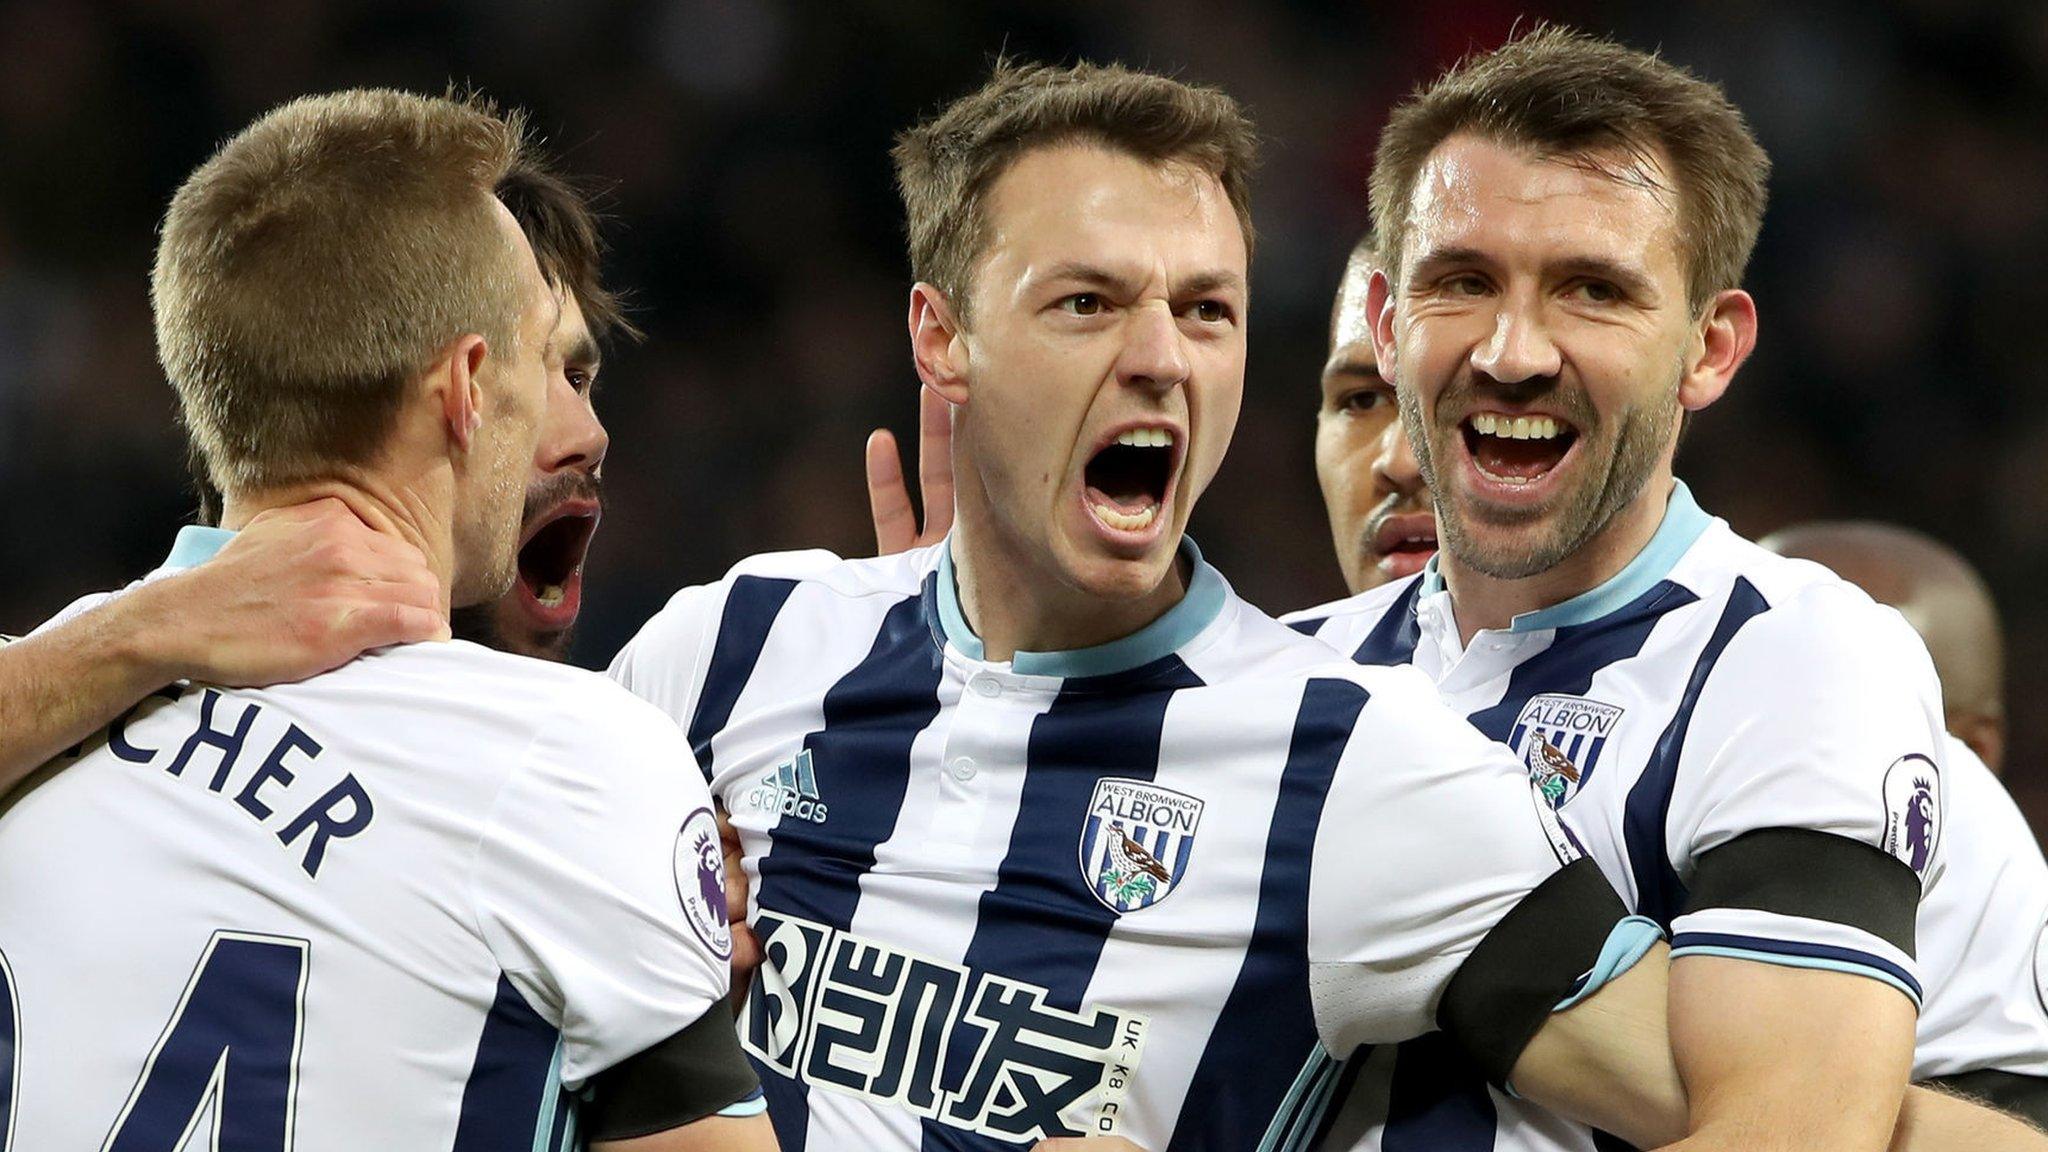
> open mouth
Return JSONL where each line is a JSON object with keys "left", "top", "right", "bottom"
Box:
{"left": 1460, "top": 412, "right": 1579, "bottom": 486}
{"left": 1368, "top": 508, "right": 1438, "bottom": 579}
{"left": 515, "top": 502, "right": 599, "bottom": 624}
{"left": 1083, "top": 427, "right": 1178, "bottom": 535}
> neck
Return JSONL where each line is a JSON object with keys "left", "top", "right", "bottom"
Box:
{"left": 220, "top": 473, "right": 455, "bottom": 616}
{"left": 1440, "top": 473, "right": 1678, "bottom": 643}
{"left": 948, "top": 478, "right": 1189, "bottom": 663}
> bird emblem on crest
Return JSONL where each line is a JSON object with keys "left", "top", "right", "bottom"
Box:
{"left": 1080, "top": 779, "right": 1204, "bottom": 913}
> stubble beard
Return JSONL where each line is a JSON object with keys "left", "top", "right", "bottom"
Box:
{"left": 1399, "top": 364, "right": 1678, "bottom": 582}
{"left": 451, "top": 452, "right": 528, "bottom": 609}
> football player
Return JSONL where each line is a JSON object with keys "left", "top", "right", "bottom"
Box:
{"left": 1316, "top": 232, "right": 1435, "bottom": 595}
{"left": 0, "top": 90, "right": 771, "bottom": 1150}
{"left": 1284, "top": 26, "right": 2026, "bottom": 1152}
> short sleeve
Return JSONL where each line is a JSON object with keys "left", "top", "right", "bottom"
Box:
{"left": 1307, "top": 667, "right": 1608, "bottom": 1055}
{"left": 470, "top": 685, "right": 736, "bottom": 1088}
{"left": 1664, "top": 584, "right": 1948, "bottom": 1004}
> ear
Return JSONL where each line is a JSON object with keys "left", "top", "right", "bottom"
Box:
{"left": 1680, "top": 288, "right": 1757, "bottom": 413}
{"left": 439, "top": 334, "right": 491, "bottom": 453}
{"left": 1366, "top": 269, "right": 1398, "bottom": 384}
{"left": 908, "top": 283, "right": 970, "bottom": 407}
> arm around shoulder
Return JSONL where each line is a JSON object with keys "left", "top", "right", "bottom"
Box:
{"left": 0, "top": 585, "right": 182, "bottom": 794}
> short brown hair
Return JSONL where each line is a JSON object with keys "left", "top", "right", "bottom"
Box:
{"left": 497, "top": 153, "right": 641, "bottom": 346}
{"left": 154, "top": 88, "right": 530, "bottom": 493}
{"left": 189, "top": 150, "right": 630, "bottom": 527}
{"left": 892, "top": 59, "right": 1259, "bottom": 320}
{"left": 1371, "top": 26, "right": 1769, "bottom": 312}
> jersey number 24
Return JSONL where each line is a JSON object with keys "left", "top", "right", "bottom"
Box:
{"left": 1, "top": 929, "right": 309, "bottom": 1150}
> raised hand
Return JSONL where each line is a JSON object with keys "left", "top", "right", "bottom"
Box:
{"left": 866, "top": 385, "right": 956, "bottom": 556}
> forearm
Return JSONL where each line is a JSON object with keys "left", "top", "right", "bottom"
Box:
{"left": 1887, "top": 1084, "right": 2048, "bottom": 1151}
{"left": 1655, "top": 1087, "right": 2047, "bottom": 1152}
{"left": 0, "top": 585, "right": 185, "bottom": 795}
{"left": 1511, "top": 940, "right": 1689, "bottom": 1149}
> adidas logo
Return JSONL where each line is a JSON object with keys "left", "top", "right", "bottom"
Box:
{"left": 742, "top": 749, "right": 828, "bottom": 824}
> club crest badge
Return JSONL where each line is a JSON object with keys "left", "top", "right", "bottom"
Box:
{"left": 1509, "top": 694, "right": 1624, "bottom": 809}
{"left": 1079, "top": 779, "right": 1203, "bottom": 913}
{"left": 1881, "top": 754, "right": 1942, "bottom": 878}
{"left": 675, "top": 807, "right": 734, "bottom": 960}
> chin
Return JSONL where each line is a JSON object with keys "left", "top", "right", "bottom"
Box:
{"left": 1062, "top": 542, "right": 1182, "bottom": 604}
{"left": 449, "top": 600, "right": 576, "bottom": 663}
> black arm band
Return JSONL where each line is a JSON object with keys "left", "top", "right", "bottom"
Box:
{"left": 582, "top": 996, "right": 761, "bottom": 1142}
{"left": 1438, "top": 857, "right": 1629, "bottom": 1087}
{"left": 1686, "top": 827, "right": 1920, "bottom": 956}
{"left": 1926, "top": 1069, "right": 2048, "bottom": 1129}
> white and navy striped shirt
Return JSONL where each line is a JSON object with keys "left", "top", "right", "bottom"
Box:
{"left": 611, "top": 539, "right": 1638, "bottom": 1151}
{"left": 1290, "top": 482, "right": 1965, "bottom": 1152}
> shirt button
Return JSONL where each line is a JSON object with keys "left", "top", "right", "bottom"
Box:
{"left": 970, "top": 675, "right": 1002, "bottom": 698}
{"left": 948, "top": 756, "right": 978, "bottom": 782}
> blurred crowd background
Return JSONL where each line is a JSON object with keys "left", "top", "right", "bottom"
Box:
{"left": 4, "top": 1, "right": 2046, "bottom": 814}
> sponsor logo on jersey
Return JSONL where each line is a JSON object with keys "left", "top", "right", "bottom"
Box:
{"left": 1509, "top": 694, "right": 1624, "bottom": 809}
{"left": 1079, "top": 778, "right": 1203, "bottom": 913}
{"left": 741, "top": 748, "right": 828, "bottom": 824}
{"left": 1881, "top": 753, "right": 1942, "bottom": 877}
{"left": 741, "top": 910, "right": 1148, "bottom": 1142}
{"left": 675, "top": 807, "right": 733, "bottom": 960}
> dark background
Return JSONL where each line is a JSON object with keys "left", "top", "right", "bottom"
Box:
{"left": 4, "top": 1, "right": 2045, "bottom": 816}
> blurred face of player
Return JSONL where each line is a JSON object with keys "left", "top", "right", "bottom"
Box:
{"left": 450, "top": 201, "right": 557, "bottom": 608}
{"left": 451, "top": 289, "right": 608, "bottom": 660}
{"left": 950, "top": 144, "right": 1247, "bottom": 606}
{"left": 1317, "top": 258, "right": 1433, "bottom": 594}
{"left": 1375, "top": 134, "right": 1714, "bottom": 582}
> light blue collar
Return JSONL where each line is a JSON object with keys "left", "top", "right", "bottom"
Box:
{"left": 163, "top": 525, "right": 236, "bottom": 571}
{"left": 1421, "top": 480, "right": 1712, "bottom": 633}
{"left": 936, "top": 537, "right": 1227, "bottom": 678}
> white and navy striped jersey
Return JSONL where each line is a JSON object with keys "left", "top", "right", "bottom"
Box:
{"left": 610, "top": 538, "right": 1640, "bottom": 1151}
{"left": 0, "top": 527, "right": 745, "bottom": 1150}
{"left": 1290, "top": 482, "right": 1961, "bottom": 1152}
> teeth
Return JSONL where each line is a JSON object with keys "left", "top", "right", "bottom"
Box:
{"left": 1113, "top": 428, "right": 1173, "bottom": 448}
{"left": 537, "top": 583, "right": 565, "bottom": 607}
{"left": 1470, "top": 413, "right": 1565, "bottom": 441}
{"left": 1091, "top": 502, "right": 1159, "bottom": 532}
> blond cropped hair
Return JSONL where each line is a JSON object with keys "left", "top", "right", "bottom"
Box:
{"left": 154, "top": 88, "right": 529, "bottom": 492}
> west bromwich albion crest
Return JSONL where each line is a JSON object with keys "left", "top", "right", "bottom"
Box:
{"left": 1080, "top": 779, "right": 1203, "bottom": 913}
{"left": 1509, "top": 694, "right": 1625, "bottom": 809}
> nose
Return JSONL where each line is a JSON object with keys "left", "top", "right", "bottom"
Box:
{"left": 537, "top": 370, "right": 608, "bottom": 476}
{"left": 1470, "top": 293, "right": 1562, "bottom": 385}
{"left": 1116, "top": 302, "right": 1191, "bottom": 393}
{"left": 1372, "top": 408, "right": 1426, "bottom": 498}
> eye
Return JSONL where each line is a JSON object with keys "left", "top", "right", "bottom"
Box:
{"left": 1442, "top": 273, "right": 1491, "bottom": 298}
{"left": 1337, "top": 387, "right": 1392, "bottom": 415}
{"left": 566, "top": 367, "right": 594, "bottom": 395}
{"left": 1571, "top": 279, "right": 1621, "bottom": 304}
{"left": 1191, "top": 299, "right": 1231, "bottom": 323}
{"left": 1060, "top": 293, "right": 1105, "bottom": 316}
